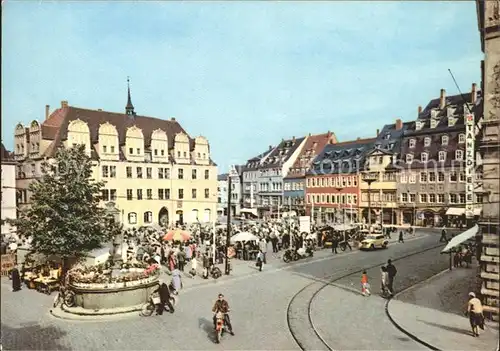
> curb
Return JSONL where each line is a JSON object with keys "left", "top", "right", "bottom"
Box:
{"left": 50, "top": 305, "right": 140, "bottom": 322}
{"left": 384, "top": 269, "right": 450, "bottom": 351}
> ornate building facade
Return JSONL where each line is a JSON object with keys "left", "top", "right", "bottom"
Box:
{"left": 1, "top": 144, "right": 17, "bottom": 238}
{"left": 476, "top": 0, "right": 500, "bottom": 320}
{"left": 284, "top": 131, "right": 337, "bottom": 216}
{"left": 13, "top": 88, "right": 218, "bottom": 228}
{"left": 360, "top": 119, "right": 410, "bottom": 225}
{"left": 396, "top": 87, "right": 483, "bottom": 227}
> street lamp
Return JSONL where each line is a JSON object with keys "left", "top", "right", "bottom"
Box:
{"left": 335, "top": 187, "right": 344, "bottom": 224}
{"left": 361, "top": 172, "right": 378, "bottom": 233}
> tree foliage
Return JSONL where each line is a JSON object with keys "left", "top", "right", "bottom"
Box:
{"left": 14, "top": 145, "right": 121, "bottom": 259}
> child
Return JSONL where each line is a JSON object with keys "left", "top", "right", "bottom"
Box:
{"left": 361, "top": 270, "right": 371, "bottom": 296}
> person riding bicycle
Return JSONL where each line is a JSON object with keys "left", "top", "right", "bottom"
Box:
{"left": 212, "top": 293, "right": 234, "bottom": 335}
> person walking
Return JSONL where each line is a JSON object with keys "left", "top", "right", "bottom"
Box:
{"left": 259, "top": 238, "right": 267, "bottom": 264}
{"left": 386, "top": 259, "right": 397, "bottom": 296}
{"left": 343, "top": 232, "right": 352, "bottom": 251}
{"left": 331, "top": 235, "right": 338, "bottom": 254}
{"left": 11, "top": 266, "right": 21, "bottom": 292}
{"left": 361, "top": 270, "right": 371, "bottom": 296}
{"left": 440, "top": 226, "right": 448, "bottom": 243}
{"left": 380, "top": 266, "right": 391, "bottom": 296}
{"left": 189, "top": 252, "right": 198, "bottom": 278}
{"left": 256, "top": 250, "right": 264, "bottom": 272}
{"left": 466, "top": 292, "right": 484, "bottom": 337}
{"left": 398, "top": 231, "right": 404, "bottom": 243}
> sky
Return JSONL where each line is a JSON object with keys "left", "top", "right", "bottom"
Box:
{"left": 2, "top": 1, "right": 482, "bottom": 172}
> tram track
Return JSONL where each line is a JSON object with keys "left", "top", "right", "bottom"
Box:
{"left": 286, "top": 242, "right": 445, "bottom": 351}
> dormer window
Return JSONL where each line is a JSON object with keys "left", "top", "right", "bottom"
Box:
{"left": 430, "top": 119, "right": 438, "bottom": 128}
{"left": 455, "top": 150, "right": 463, "bottom": 160}
{"left": 424, "top": 137, "right": 431, "bottom": 147}
{"left": 430, "top": 109, "right": 439, "bottom": 118}
{"left": 384, "top": 134, "right": 390, "bottom": 140}
{"left": 447, "top": 107, "right": 455, "bottom": 117}
{"left": 409, "top": 139, "right": 416, "bottom": 148}
{"left": 448, "top": 117, "right": 457, "bottom": 127}
{"left": 438, "top": 151, "right": 446, "bottom": 162}
{"left": 406, "top": 154, "right": 413, "bottom": 164}
{"left": 421, "top": 152, "right": 428, "bottom": 162}
{"left": 441, "top": 135, "right": 449, "bottom": 145}
{"left": 458, "top": 133, "right": 465, "bottom": 143}
{"left": 312, "top": 142, "right": 318, "bottom": 149}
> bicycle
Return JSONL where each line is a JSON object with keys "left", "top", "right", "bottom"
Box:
{"left": 53, "top": 284, "right": 76, "bottom": 308}
{"left": 140, "top": 293, "right": 177, "bottom": 317}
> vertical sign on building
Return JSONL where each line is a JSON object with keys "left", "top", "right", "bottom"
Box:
{"left": 465, "top": 113, "right": 475, "bottom": 218}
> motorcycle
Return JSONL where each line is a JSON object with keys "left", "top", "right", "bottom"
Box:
{"left": 140, "top": 292, "right": 177, "bottom": 317}
{"left": 214, "top": 312, "right": 225, "bottom": 344}
{"left": 283, "top": 249, "right": 299, "bottom": 263}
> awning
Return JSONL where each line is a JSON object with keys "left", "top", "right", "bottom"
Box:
{"left": 441, "top": 225, "right": 478, "bottom": 253}
{"left": 446, "top": 207, "right": 465, "bottom": 216}
{"left": 240, "top": 208, "right": 258, "bottom": 217}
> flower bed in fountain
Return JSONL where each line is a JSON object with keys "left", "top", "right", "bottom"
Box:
{"left": 60, "top": 262, "right": 161, "bottom": 315}
{"left": 68, "top": 262, "right": 160, "bottom": 289}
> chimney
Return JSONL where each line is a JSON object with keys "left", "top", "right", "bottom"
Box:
{"left": 376, "top": 129, "right": 380, "bottom": 136}
{"left": 357, "top": 137, "right": 361, "bottom": 141}
{"left": 471, "top": 83, "right": 477, "bottom": 104}
{"left": 45, "top": 105, "right": 50, "bottom": 120}
{"left": 418, "top": 105, "right": 422, "bottom": 115}
{"left": 308, "top": 133, "right": 311, "bottom": 137}
{"left": 61, "top": 100, "right": 68, "bottom": 109}
{"left": 292, "top": 136, "right": 296, "bottom": 143}
{"left": 171, "top": 117, "right": 176, "bottom": 121}
{"left": 439, "top": 89, "right": 446, "bottom": 109}
{"left": 395, "top": 118, "right": 403, "bottom": 130}
{"left": 269, "top": 145, "right": 272, "bottom": 150}
{"left": 327, "top": 130, "right": 331, "bottom": 137}
{"left": 97, "top": 108, "right": 102, "bottom": 111}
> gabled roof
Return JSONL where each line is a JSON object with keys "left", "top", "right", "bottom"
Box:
{"left": 1, "top": 143, "right": 15, "bottom": 163}
{"left": 243, "top": 148, "right": 274, "bottom": 171}
{"left": 40, "top": 105, "right": 192, "bottom": 158}
{"left": 260, "top": 137, "right": 306, "bottom": 169}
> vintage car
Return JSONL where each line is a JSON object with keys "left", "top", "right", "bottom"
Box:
{"left": 359, "top": 234, "right": 389, "bottom": 250}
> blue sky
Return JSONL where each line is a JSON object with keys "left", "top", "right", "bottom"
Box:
{"left": 2, "top": 1, "right": 481, "bottom": 172}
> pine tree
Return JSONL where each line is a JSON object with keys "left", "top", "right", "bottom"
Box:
{"left": 14, "top": 145, "right": 121, "bottom": 270}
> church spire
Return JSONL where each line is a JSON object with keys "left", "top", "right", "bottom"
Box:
{"left": 125, "top": 76, "right": 135, "bottom": 116}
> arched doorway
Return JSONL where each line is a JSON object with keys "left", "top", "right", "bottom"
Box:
{"left": 176, "top": 210, "right": 184, "bottom": 225}
{"left": 191, "top": 209, "right": 199, "bottom": 223}
{"left": 158, "top": 207, "right": 169, "bottom": 226}
{"left": 203, "top": 209, "right": 211, "bottom": 222}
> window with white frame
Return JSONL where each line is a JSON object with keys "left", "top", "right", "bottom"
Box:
{"left": 459, "top": 193, "right": 466, "bottom": 203}
{"left": 449, "top": 193, "right": 458, "bottom": 203}
{"left": 437, "top": 194, "right": 445, "bottom": 203}
{"left": 144, "top": 211, "right": 153, "bottom": 223}
{"left": 459, "top": 172, "right": 466, "bottom": 182}
{"left": 401, "top": 193, "right": 408, "bottom": 202}
{"left": 420, "top": 172, "right": 428, "bottom": 182}
{"left": 128, "top": 212, "right": 137, "bottom": 224}
{"left": 409, "top": 139, "right": 416, "bottom": 148}
{"left": 409, "top": 173, "right": 416, "bottom": 183}
{"left": 441, "top": 135, "right": 449, "bottom": 145}
{"left": 429, "top": 194, "right": 436, "bottom": 203}
{"left": 438, "top": 172, "right": 445, "bottom": 182}
{"left": 424, "top": 137, "right": 431, "bottom": 147}
{"left": 400, "top": 173, "right": 408, "bottom": 183}
{"left": 438, "top": 151, "right": 446, "bottom": 162}
{"left": 429, "top": 172, "right": 436, "bottom": 182}
{"left": 406, "top": 154, "right": 413, "bottom": 163}
{"left": 455, "top": 150, "right": 463, "bottom": 160}
{"left": 450, "top": 172, "right": 457, "bottom": 182}
{"left": 420, "top": 194, "right": 428, "bottom": 203}
{"left": 421, "top": 153, "right": 428, "bottom": 162}
{"left": 458, "top": 133, "right": 465, "bottom": 143}
{"left": 409, "top": 193, "right": 416, "bottom": 203}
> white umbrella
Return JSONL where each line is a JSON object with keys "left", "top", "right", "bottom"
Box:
{"left": 333, "top": 224, "right": 355, "bottom": 231}
{"left": 230, "top": 231, "right": 259, "bottom": 243}
{"left": 441, "top": 225, "right": 478, "bottom": 254}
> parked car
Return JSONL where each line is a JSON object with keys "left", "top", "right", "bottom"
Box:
{"left": 359, "top": 234, "right": 388, "bottom": 250}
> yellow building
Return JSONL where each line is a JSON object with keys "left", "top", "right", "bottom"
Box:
{"left": 359, "top": 120, "right": 410, "bottom": 225}
{"left": 13, "top": 93, "right": 217, "bottom": 228}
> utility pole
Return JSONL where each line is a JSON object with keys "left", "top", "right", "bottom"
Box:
{"left": 361, "top": 172, "right": 377, "bottom": 234}
{"left": 225, "top": 175, "right": 232, "bottom": 275}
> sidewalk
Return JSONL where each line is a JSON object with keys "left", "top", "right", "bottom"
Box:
{"left": 387, "top": 266, "right": 499, "bottom": 351}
